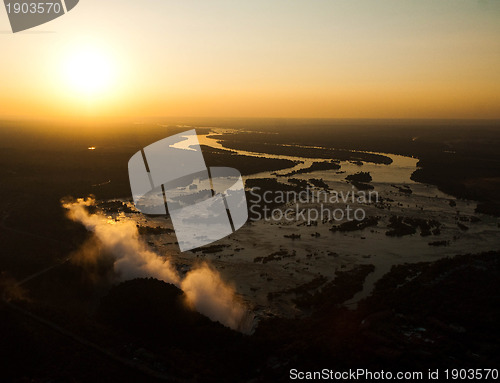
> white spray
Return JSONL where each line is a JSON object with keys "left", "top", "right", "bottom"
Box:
{"left": 63, "top": 198, "right": 251, "bottom": 332}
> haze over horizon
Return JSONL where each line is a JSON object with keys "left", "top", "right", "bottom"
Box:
{"left": 1, "top": 0, "right": 499, "bottom": 120}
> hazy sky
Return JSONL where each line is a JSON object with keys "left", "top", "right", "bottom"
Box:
{"left": 1, "top": 0, "right": 499, "bottom": 119}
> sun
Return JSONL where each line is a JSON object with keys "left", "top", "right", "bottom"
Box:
{"left": 64, "top": 47, "right": 115, "bottom": 96}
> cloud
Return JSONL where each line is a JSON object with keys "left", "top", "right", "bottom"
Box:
{"left": 62, "top": 197, "right": 250, "bottom": 332}
{"left": 182, "top": 263, "right": 247, "bottom": 331}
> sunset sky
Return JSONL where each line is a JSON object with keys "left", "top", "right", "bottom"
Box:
{"left": 1, "top": 0, "right": 499, "bottom": 119}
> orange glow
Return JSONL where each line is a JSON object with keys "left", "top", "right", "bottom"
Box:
{"left": 0, "top": 1, "right": 499, "bottom": 120}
